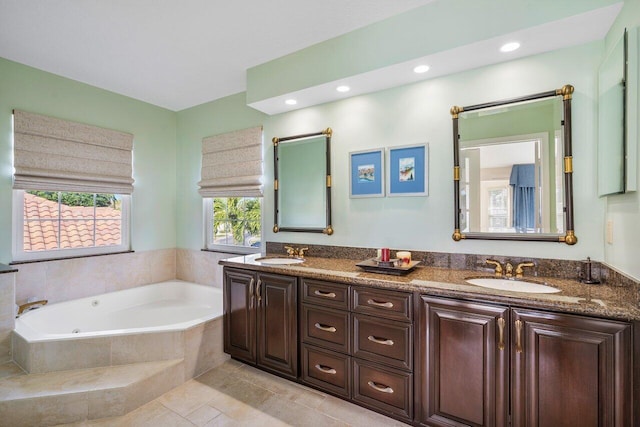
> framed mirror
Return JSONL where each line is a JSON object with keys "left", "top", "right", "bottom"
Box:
{"left": 598, "top": 29, "right": 627, "bottom": 196}
{"left": 451, "top": 85, "right": 577, "bottom": 244}
{"left": 272, "top": 128, "right": 333, "bottom": 235}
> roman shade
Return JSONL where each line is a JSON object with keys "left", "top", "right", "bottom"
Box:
{"left": 12, "top": 110, "right": 134, "bottom": 194}
{"left": 198, "top": 126, "right": 263, "bottom": 197}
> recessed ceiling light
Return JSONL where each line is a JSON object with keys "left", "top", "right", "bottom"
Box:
{"left": 500, "top": 42, "right": 520, "bottom": 53}
{"left": 413, "top": 65, "right": 430, "bottom": 74}
{"left": 336, "top": 85, "right": 350, "bottom": 93}
{"left": 284, "top": 99, "right": 297, "bottom": 105}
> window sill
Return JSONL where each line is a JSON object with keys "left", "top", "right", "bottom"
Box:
{"left": 10, "top": 250, "right": 135, "bottom": 265}
{"left": 201, "top": 248, "right": 260, "bottom": 256}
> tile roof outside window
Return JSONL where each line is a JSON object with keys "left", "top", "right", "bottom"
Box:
{"left": 22, "top": 193, "right": 121, "bottom": 252}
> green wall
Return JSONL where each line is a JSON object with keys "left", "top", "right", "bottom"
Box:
{"left": 0, "top": 57, "right": 177, "bottom": 264}
{"left": 257, "top": 43, "right": 605, "bottom": 262}
{"left": 246, "top": 0, "right": 618, "bottom": 104}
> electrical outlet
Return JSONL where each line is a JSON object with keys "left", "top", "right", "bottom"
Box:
{"left": 606, "top": 220, "right": 614, "bottom": 244}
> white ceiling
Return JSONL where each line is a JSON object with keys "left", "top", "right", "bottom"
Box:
{"left": 0, "top": 0, "right": 435, "bottom": 111}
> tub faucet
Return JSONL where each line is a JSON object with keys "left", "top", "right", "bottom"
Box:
{"left": 17, "top": 299, "right": 48, "bottom": 316}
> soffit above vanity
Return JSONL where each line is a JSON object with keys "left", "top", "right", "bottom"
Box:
{"left": 247, "top": 0, "right": 623, "bottom": 115}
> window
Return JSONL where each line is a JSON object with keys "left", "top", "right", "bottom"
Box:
{"left": 205, "top": 197, "right": 261, "bottom": 253}
{"left": 13, "top": 190, "right": 130, "bottom": 261}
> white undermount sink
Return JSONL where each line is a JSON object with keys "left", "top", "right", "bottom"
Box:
{"left": 465, "top": 277, "right": 560, "bottom": 294}
{"left": 256, "top": 257, "right": 305, "bottom": 265}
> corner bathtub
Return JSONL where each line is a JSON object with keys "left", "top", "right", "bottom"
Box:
{"left": 12, "top": 281, "right": 227, "bottom": 374}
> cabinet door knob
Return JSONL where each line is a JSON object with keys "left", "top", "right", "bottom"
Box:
{"left": 515, "top": 319, "right": 523, "bottom": 353}
{"left": 367, "top": 381, "right": 394, "bottom": 394}
{"left": 367, "top": 335, "right": 394, "bottom": 346}
{"left": 314, "top": 290, "right": 336, "bottom": 298}
{"left": 497, "top": 317, "right": 506, "bottom": 351}
{"left": 314, "top": 322, "right": 337, "bottom": 333}
{"left": 367, "top": 299, "right": 393, "bottom": 308}
{"left": 314, "top": 364, "right": 337, "bottom": 375}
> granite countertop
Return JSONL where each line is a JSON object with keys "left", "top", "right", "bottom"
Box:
{"left": 220, "top": 253, "right": 640, "bottom": 322}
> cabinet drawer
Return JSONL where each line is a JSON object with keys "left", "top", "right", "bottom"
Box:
{"left": 302, "top": 345, "right": 350, "bottom": 398}
{"left": 352, "top": 287, "right": 412, "bottom": 322}
{"left": 302, "top": 279, "right": 350, "bottom": 310}
{"left": 353, "top": 314, "right": 412, "bottom": 371}
{"left": 353, "top": 358, "right": 412, "bottom": 421}
{"left": 302, "top": 305, "right": 350, "bottom": 354}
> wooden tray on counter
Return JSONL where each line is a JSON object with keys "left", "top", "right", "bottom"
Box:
{"left": 355, "top": 258, "right": 421, "bottom": 276}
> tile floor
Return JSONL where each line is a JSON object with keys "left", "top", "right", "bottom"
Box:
{"left": 59, "top": 359, "right": 410, "bottom": 426}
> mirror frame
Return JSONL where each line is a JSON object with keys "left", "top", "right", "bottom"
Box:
{"left": 450, "top": 84, "right": 577, "bottom": 245}
{"left": 272, "top": 128, "right": 334, "bottom": 235}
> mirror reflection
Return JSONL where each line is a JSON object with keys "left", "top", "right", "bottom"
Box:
{"left": 458, "top": 98, "right": 564, "bottom": 234}
{"left": 273, "top": 129, "right": 333, "bottom": 235}
{"left": 452, "top": 85, "right": 577, "bottom": 244}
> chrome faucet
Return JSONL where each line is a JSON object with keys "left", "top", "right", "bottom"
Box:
{"left": 17, "top": 299, "right": 48, "bottom": 316}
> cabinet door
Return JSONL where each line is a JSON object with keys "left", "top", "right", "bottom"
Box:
{"left": 256, "top": 273, "right": 298, "bottom": 379}
{"left": 419, "top": 296, "right": 509, "bottom": 427}
{"left": 223, "top": 268, "right": 256, "bottom": 364}
{"left": 512, "top": 309, "right": 632, "bottom": 427}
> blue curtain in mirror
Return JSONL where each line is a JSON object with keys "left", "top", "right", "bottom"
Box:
{"left": 510, "top": 164, "right": 535, "bottom": 232}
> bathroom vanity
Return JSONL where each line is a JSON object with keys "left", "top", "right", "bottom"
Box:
{"left": 220, "top": 254, "right": 639, "bottom": 426}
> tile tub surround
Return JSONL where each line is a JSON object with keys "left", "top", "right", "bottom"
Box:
{"left": 176, "top": 248, "right": 249, "bottom": 288}
{"left": 0, "top": 271, "right": 16, "bottom": 363}
{"left": 13, "top": 248, "right": 176, "bottom": 306}
{"left": 222, "top": 253, "right": 640, "bottom": 321}
{"left": 12, "top": 316, "right": 227, "bottom": 377}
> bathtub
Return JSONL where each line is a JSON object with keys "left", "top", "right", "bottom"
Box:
{"left": 12, "top": 281, "right": 228, "bottom": 374}
{"left": 15, "top": 280, "right": 222, "bottom": 342}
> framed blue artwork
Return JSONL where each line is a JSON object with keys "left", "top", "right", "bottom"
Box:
{"left": 387, "top": 144, "right": 429, "bottom": 196}
{"left": 349, "top": 148, "right": 385, "bottom": 198}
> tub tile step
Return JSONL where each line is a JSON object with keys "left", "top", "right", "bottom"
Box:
{"left": 0, "top": 358, "right": 185, "bottom": 427}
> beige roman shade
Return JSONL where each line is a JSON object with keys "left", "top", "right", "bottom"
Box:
{"left": 198, "top": 126, "right": 263, "bottom": 197}
{"left": 12, "top": 110, "right": 134, "bottom": 194}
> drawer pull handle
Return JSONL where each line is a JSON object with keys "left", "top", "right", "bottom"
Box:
{"left": 367, "top": 335, "right": 394, "bottom": 346}
{"left": 497, "top": 317, "right": 505, "bottom": 351}
{"left": 314, "top": 290, "right": 337, "bottom": 298}
{"left": 315, "top": 364, "right": 337, "bottom": 375}
{"left": 314, "top": 323, "right": 337, "bottom": 333}
{"left": 367, "top": 381, "right": 394, "bottom": 394}
{"left": 367, "top": 299, "right": 393, "bottom": 309}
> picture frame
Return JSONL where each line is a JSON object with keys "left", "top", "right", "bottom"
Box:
{"left": 387, "top": 144, "right": 429, "bottom": 196}
{"left": 349, "top": 148, "right": 385, "bottom": 198}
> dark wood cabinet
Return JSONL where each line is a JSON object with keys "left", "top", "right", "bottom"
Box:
{"left": 511, "top": 308, "right": 632, "bottom": 427}
{"left": 418, "top": 296, "right": 633, "bottom": 427}
{"left": 223, "top": 268, "right": 298, "bottom": 379}
{"left": 419, "top": 296, "right": 509, "bottom": 427}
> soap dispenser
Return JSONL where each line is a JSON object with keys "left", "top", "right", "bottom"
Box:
{"left": 580, "top": 257, "right": 601, "bottom": 284}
